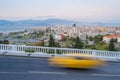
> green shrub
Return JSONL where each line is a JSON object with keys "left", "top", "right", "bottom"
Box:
{"left": 25, "top": 49, "right": 35, "bottom": 53}
{"left": 115, "top": 48, "right": 120, "bottom": 51}
{"left": 56, "top": 50, "right": 62, "bottom": 54}
{"left": 48, "top": 49, "right": 62, "bottom": 54}
{"left": 48, "top": 49, "right": 55, "bottom": 54}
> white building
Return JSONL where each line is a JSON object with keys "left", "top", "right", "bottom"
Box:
{"left": 103, "top": 35, "right": 120, "bottom": 43}
{"left": 68, "top": 27, "right": 80, "bottom": 38}
{"left": 54, "top": 34, "right": 62, "bottom": 40}
{"left": 118, "top": 37, "right": 120, "bottom": 42}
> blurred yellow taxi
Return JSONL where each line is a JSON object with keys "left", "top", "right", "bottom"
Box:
{"left": 49, "top": 54, "right": 106, "bottom": 69}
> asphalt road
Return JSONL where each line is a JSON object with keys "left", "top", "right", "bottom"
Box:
{"left": 0, "top": 56, "right": 120, "bottom": 80}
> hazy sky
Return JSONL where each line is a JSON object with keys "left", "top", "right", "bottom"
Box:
{"left": 0, "top": 0, "right": 120, "bottom": 22}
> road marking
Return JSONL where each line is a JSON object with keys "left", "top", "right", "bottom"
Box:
{"left": 0, "top": 72, "right": 26, "bottom": 74}
{"left": 28, "top": 71, "right": 67, "bottom": 74}
{"left": 92, "top": 74, "right": 120, "bottom": 77}
{"left": 0, "top": 71, "right": 67, "bottom": 75}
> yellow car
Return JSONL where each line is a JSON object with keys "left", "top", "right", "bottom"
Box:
{"left": 49, "top": 54, "right": 106, "bottom": 69}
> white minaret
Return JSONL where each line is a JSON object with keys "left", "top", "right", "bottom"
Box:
{"left": 72, "top": 23, "right": 78, "bottom": 37}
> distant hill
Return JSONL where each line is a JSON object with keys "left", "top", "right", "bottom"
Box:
{"left": 0, "top": 19, "right": 77, "bottom": 26}
{"left": 0, "top": 18, "right": 120, "bottom": 33}
{"left": 0, "top": 19, "right": 78, "bottom": 33}
{"left": 0, "top": 18, "right": 120, "bottom": 27}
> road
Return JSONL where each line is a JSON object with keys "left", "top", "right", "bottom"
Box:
{"left": 0, "top": 56, "right": 120, "bottom": 80}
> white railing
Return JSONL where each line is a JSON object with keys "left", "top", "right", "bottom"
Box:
{"left": 0, "top": 44, "right": 120, "bottom": 61}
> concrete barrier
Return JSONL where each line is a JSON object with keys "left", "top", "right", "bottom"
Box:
{"left": 0, "top": 44, "right": 120, "bottom": 62}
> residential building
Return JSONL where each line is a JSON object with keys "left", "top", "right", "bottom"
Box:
{"left": 103, "top": 35, "right": 120, "bottom": 43}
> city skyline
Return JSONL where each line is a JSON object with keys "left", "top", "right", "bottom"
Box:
{"left": 0, "top": 0, "right": 120, "bottom": 22}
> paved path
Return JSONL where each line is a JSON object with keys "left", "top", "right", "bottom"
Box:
{"left": 0, "top": 56, "right": 120, "bottom": 80}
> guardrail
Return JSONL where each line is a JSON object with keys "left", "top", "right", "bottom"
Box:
{"left": 0, "top": 44, "right": 120, "bottom": 61}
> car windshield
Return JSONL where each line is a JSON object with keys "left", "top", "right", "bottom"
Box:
{"left": 72, "top": 56, "right": 96, "bottom": 60}
{"left": 74, "top": 57, "right": 85, "bottom": 60}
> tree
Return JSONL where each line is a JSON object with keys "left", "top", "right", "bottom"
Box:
{"left": 115, "top": 47, "right": 120, "bottom": 51}
{"left": 48, "top": 34, "right": 56, "bottom": 47}
{"left": 109, "top": 38, "right": 115, "bottom": 51}
{"left": 114, "top": 38, "right": 117, "bottom": 43}
{"left": 40, "top": 40, "right": 45, "bottom": 46}
{"left": 35, "top": 40, "right": 44, "bottom": 46}
{"left": 0, "top": 40, "right": 2, "bottom": 44}
{"left": 3, "top": 40, "right": 9, "bottom": 44}
{"left": 69, "top": 37, "right": 75, "bottom": 41}
{"left": 61, "top": 36, "right": 67, "bottom": 41}
{"left": 86, "top": 34, "right": 89, "bottom": 40}
{"left": 105, "top": 34, "right": 111, "bottom": 36}
{"left": 94, "top": 36, "right": 99, "bottom": 43}
{"left": 95, "top": 42, "right": 109, "bottom": 50}
{"left": 89, "top": 36, "right": 94, "bottom": 41}
{"left": 74, "top": 36, "right": 84, "bottom": 49}
{"left": 86, "top": 34, "right": 89, "bottom": 44}
{"left": 94, "top": 35, "right": 103, "bottom": 43}
{"left": 56, "top": 42, "right": 61, "bottom": 47}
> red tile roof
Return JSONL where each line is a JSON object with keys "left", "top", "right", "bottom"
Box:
{"left": 104, "top": 35, "right": 120, "bottom": 38}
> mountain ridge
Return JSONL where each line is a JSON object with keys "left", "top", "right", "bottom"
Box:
{"left": 0, "top": 18, "right": 120, "bottom": 33}
{"left": 0, "top": 18, "right": 120, "bottom": 32}
{"left": 0, "top": 18, "right": 120, "bottom": 26}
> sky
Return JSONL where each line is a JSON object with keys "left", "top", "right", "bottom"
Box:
{"left": 0, "top": 0, "right": 120, "bottom": 22}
